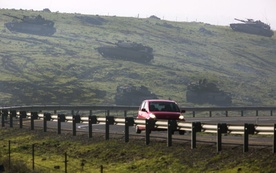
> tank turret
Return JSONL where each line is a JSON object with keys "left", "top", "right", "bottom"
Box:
{"left": 230, "top": 18, "right": 274, "bottom": 37}
{"left": 186, "top": 79, "right": 232, "bottom": 106}
{"left": 3, "top": 14, "right": 56, "bottom": 36}
{"left": 97, "top": 41, "right": 154, "bottom": 63}
{"left": 115, "top": 85, "right": 158, "bottom": 105}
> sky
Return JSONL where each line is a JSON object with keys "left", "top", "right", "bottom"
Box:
{"left": 1, "top": 0, "right": 276, "bottom": 29}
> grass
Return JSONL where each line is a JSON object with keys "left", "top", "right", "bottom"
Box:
{"left": 1, "top": 127, "right": 276, "bottom": 173}
{"left": 0, "top": 8, "right": 275, "bottom": 106}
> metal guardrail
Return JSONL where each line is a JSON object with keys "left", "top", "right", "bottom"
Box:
{"left": 0, "top": 105, "right": 275, "bottom": 117}
{"left": 1, "top": 109, "right": 276, "bottom": 153}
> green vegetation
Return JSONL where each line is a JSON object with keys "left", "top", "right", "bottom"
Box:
{"left": 0, "top": 127, "right": 276, "bottom": 173}
{"left": 0, "top": 9, "right": 275, "bottom": 106}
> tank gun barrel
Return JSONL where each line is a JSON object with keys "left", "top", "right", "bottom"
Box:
{"left": 3, "top": 14, "right": 23, "bottom": 20}
{"left": 234, "top": 18, "right": 246, "bottom": 23}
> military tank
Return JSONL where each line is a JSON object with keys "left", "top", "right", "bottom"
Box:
{"left": 115, "top": 85, "right": 158, "bottom": 105}
{"left": 230, "top": 18, "right": 274, "bottom": 37}
{"left": 97, "top": 41, "right": 154, "bottom": 63}
{"left": 186, "top": 79, "right": 232, "bottom": 106}
{"left": 4, "top": 14, "right": 56, "bottom": 36}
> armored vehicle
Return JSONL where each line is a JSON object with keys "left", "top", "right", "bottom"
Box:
{"left": 97, "top": 41, "right": 154, "bottom": 63}
{"left": 230, "top": 18, "right": 274, "bottom": 37}
{"left": 186, "top": 79, "right": 232, "bottom": 106}
{"left": 115, "top": 85, "right": 158, "bottom": 105}
{"left": 4, "top": 14, "right": 56, "bottom": 36}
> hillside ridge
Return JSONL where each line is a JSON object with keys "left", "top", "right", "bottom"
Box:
{"left": 0, "top": 9, "right": 275, "bottom": 106}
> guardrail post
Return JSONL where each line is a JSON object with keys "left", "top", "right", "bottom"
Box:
{"left": 106, "top": 110, "right": 110, "bottom": 117}
{"left": 43, "top": 113, "right": 51, "bottom": 132}
{"left": 31, "top": 112, "right": 38, "bottom": 130}
{"left": 72, "top": 115, "right": 81, "bottom": 136}
{"left": 244, "top": 123, "right": 255, "bottom": 152}
{"left": 124, "top": 110, "right": 127, "bottom": 117}
{"left": 273, "top": 124, "right": 276, "bottom": 153}
{"left": 225, "top": 111, "right": 228, "bottom": 117}
{"left": 1, "top": 110, "right": 8, "bottom": 127}
{"left": 256, "top": 110, "right": 258, "bottom": 116}
{"left": 192, "top": 111, "right": 195, "bottom": 118}
{"left": 105, "top": 116, "right": 114, "bottom": 140}
{"left": 167, "top": 120, "right": 177, "bottom": 147}
{"left": 88, "top": 116, "right": 97, "bottom": 138}
{"left": 146, "top": 119, "right": 155, "bottom": 145}
{"left": 209, "top": 111, "right": 212, "bottom": 117}
{"left": 125, "top": 117, "right": 134, "bottom": 143}
{"left": 271, "top": 110, "right": 273, "bottom": 116}
{"left": 191, "top": 122, "right": 201, "bottom": 149}
{"left": 241, "top": 110, "right": 244, "bottom": 117}
{"left": 19, "top": 111, "right": 27, "bottom": 128}
{"left": 217, "top": 123, "right": 227, "bottom": 152}
{"left": 58, "top": 114, "right": 65, "bottom": 134}
{"left": 9, "top": 110, "right": 16, "bottom": 128}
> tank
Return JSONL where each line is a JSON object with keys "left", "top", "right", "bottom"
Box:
{"left": 186, "top": 79, "right": 232, "bottom": 106}
{"left": 97, "top": 41, "right": 154, "bottom": 63}
{"left": 230, "top": 18, "right": 274, "bottom": 37}
{"left": 115, "top": 85, "right": 158, "bottom": 105}
{"left": 4, "top": 14, "right": 56, "bottom": 36}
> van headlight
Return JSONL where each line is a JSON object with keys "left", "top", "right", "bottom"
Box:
{"left": 149, "top": 113, "right": 156, "bottom": 119}
{"left": 179, "top": 114, "right": 185, "bottom": 120}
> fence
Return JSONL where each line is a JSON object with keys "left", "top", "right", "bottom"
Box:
{"left": 1, "top": 105, "right": 276, "bottom": 153}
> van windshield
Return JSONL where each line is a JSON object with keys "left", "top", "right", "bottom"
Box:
{"left": 149, "top": 102, "right": 180, "bottom": 112}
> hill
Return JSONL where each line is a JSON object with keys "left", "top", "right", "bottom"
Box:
{"left": 0, "top": 9, "right": 275, "bottom": 106}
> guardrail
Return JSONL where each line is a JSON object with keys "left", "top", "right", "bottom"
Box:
{"left": 1, "top": 105, "right": 275, "bottom": 117}
{"left": 1, "top": 109, "right": 276, "bottom": 153}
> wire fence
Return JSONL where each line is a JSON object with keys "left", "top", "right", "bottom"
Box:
{"left": 0, "top": 140, "right": 105, "bottom": 173}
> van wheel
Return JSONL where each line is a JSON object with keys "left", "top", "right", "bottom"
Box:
{"left": 135, "top": 126, "right": 141, "bottom": 134}
{"left": 179, "top": 130, "right": 185, "bottom": 135}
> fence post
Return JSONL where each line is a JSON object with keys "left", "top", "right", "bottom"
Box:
{"left": 19, "top": 111, "right": 27, "bottom": 128}
{"left": 43, "top": 113, "right": 51, "bottom": 132}
{"left": 72, "top": 115, "right": 81, "bottom": 136}
{"left": 64, "top": 152, "right": 68, "bottom": 173}
{"left": 105, "top": 116, "right": 114, "bottom": 140}
{"left": 125, "top": 117, "right": 134, "bottom": 143}
{"left": 217, "top": 123, "right": 227, "bottom": 152}
{"left": 32, "top": 144, "right": 35, "bottom": 170}
{"left": 89, "top": 116, "right": 97, "bottom": 138}
{"left": 9, "top": 110, "right": 16, "bottom": 128}
{"left": 191, "top": 122, "right": 201, "bottom": 149}
{"left": 273, "top": 124, "right": 276, "bottom": 153}
{"left": 57, "top": 114, "right": 65, "bottom": 134}
{"left": 146, "top": 119, "right": 155, "bottom": 145}
{"left": 31, "top": 112, "right": 38, "bottom": 130}
{"left": 1, "top": 110, "right": 8, "bottom": 127}
{"left": 167, "top": 120, "right": 177, "bottom": 147}
{"left": 244, "top": 123, "right": 255, "bottom": 152}
{"left": 8, "top": 140, "right": 11, "bottom": 170}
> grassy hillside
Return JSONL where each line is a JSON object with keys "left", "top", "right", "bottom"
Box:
{"left": 0, "top": 9, "right": 275, "bottom": 106}
{"left": 1, "top": 127, "right": 276, "bottom": 173}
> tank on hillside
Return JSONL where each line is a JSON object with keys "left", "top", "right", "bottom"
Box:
{"left": 186, "top": 79, "right": 232, "bottom": 106}
{"left": 115, "top": 85, "right": 158, "bottom": 105}
{"left": 4, "top": 14, "right": 56, "bottom": 36}
{"left": 230, "top": 18, "right": 274, "bottom": 37}
{"left": 97, "top": 41, "right": 154, "bottom": 63}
